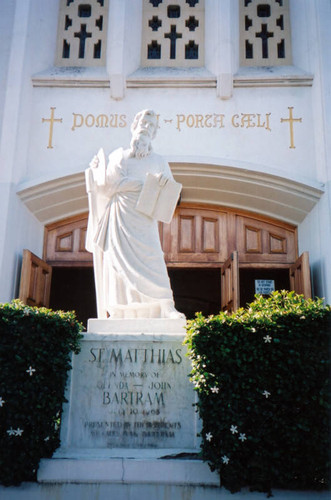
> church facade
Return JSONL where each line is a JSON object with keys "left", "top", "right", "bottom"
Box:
{"left": 0, "top": 0, "right": 330, "bottom": 322}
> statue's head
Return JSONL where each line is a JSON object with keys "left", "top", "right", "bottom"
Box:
{"left": 130, "top": 110, "right": 158, "bottom": 158}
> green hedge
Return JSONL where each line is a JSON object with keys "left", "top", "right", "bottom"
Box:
{"left": 184, "top": 291, "right": 330, "bottom": 496}
{"left": 0, "top": 300, "right": 83, "bottom": 486}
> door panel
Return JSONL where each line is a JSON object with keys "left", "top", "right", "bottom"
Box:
{"left": 221, "top": 251, "right": 239, "bottom": 312}
{"left": 19, "top": 250, "right": 52, "bottom": 307}
{"left": 44, "top": 213, "right": 92, "bottom": 266}
{"left": 161, "top": 206, "right": 228, "bottom": 264}
{"left": 236, "top": 215, "right": 296, "bottom": 264}
{"left": 289, "top": 251, "right": 312, "bottom": 299}
{"left": 44, "top": 207, "right": 297, "bottom": 267}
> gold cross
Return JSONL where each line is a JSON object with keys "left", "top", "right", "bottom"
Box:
{"left": 42, "top": 107, "right": 63, "bottom": 149}
{"left": 280, "top": 107, "right": 302, "bottom": 149}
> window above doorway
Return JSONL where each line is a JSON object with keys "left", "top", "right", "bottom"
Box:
{"left": 55, "top": 0, "right": 109, "bottom": 67}
{"left": 235, "top": 0, "right": 313, "bottom": 89}
{"left": 239, "top": 0, "right": 292, "bottom": 67}
{"left": 141, "top": 0, "right": 205, "bottom": 68}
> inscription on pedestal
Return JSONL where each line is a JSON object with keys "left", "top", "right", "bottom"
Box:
{"left": 64, "top": 334, "right": 197, "bottom": 450}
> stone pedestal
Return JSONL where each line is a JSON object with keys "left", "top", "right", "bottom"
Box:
{"left": 56, "top": 318, "right": 199, "bottom": 455}
{"left": 38, "top": 319, "right": 219, "bottom": 487}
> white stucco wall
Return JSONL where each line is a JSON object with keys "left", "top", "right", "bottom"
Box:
{"left": 0, "top": 1, "right": 15, "bottom": 141}
{"left": 298, "top": 0, "right": 331, "bottom": 303}
{"left": 298, "top": 188, "right": 331, "bottom": 302}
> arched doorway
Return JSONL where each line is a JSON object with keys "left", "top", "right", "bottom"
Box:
{"left": 37, "top": 203, "right": 310, "bottom": 326}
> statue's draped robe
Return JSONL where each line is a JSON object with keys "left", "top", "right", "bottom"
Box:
{"left": 86, "top": 148, "right": 175, "bottom": 318}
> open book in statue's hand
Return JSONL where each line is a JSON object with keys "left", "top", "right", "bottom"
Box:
{"left": 136, "top": 173, "right": 182, "bottom": 223}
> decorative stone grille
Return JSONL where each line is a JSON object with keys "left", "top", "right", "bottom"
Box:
{"left": 141, "top": 0, "right": 205, "bottom": 67}
{"left": 240, "top": 0, "right": 292, "bottom": 66}
{"left": 55, "top": 0, "right": 108, "bottom": 67}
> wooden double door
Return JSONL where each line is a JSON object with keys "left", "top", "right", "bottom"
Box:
{"left": 19, "top": 204, "right": 311, "bottom": 324}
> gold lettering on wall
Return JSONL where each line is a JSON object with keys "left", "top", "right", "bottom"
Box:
{"left": 71, "top": 113, "right": 127, "bottom": 131}
{"left": 176, "top": 113, "right": 225, "bottom": 131}
{"left": 39, "top": 107, "right": 303, "bottom": 151}
{"left": 280, "top": 107, "right": 302, "bottom": 149}
{"left": 41, "top": 107, "right": 63, "bottom": 149}
{"left": 231, "top": 113, "right": 271, "bottom": 131}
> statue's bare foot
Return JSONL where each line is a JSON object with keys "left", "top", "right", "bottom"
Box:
{"left": 168, "top": 310, "right": 186, "bottom": 319}
{"left": 109, "top": 308, "right": 124, "bottom": 319}
{"left": 162, "top": 301, "right": 186, "bottom": 319}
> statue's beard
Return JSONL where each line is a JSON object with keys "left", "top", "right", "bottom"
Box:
{"left": 130, "top": 137, "right": 152, "bottom": 159}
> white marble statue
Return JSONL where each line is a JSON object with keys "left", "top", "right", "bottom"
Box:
{"left": 85, "top": 109, "right": 184, "bottom": 320}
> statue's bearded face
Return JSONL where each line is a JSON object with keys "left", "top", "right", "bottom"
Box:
{"left": 134, "top": 114, "right": 156, "bottom": 140}
{"left": 131, "top": 133, "right": 151, "bottom": 159}
{"left": 130, "top": 113, "right": 157, "bottom": 159}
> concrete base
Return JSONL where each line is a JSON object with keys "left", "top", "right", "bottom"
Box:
{"left": 58, "top": 318, "right": 199, "bottom": 452}
{"left": 38, "top": 456, "right": 219, "bottom": 485}
{"left": 36, "top": 316, "right": 212, "bottom": 491}
{"left": 1, "top": 483, "right": 329, "bottom": 500}
{"left": 87, "top": 318, "right": 187, "bottom": 334}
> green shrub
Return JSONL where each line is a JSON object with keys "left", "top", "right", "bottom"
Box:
{"left": 184, "top": 291, "right": 330, "bottom": 496}
{"left": 0, "top": 300, "right": 83, "bottom": 486}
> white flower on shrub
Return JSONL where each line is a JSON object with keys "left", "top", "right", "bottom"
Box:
{"left": 210, "top": 386, "right": 219, "bottom": 394}
{"left": 205, "top": 432, "right": 213, "bottom": 442}
{"left": 26, "top": 366, "right": 36, "bottom": 376}
{"left": 230, "top": 425, "right": 238, "bottom": 434}
{"left": 262, "top": 390, "right": 271, "bottom": 398}
{"left": 239, "top": 433, "right": 247, "bottom": 442}
{"left": 263, "top": 335, "right": 272, "bottom": 343}
{"left": 6, "top": 427, "right": 24, "bottom": 437}
{"left": 222, "top": 455, "right": 230, "bottom": 464}
{"left": 0, "top": 397, "right": 5, "bottom": 407}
